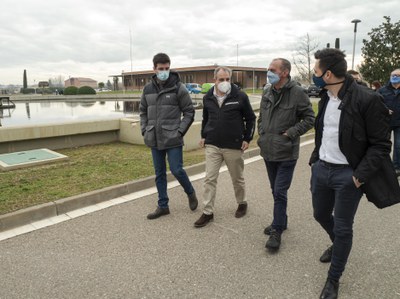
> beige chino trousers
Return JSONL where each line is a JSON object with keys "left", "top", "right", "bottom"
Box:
{"left": 203, "top": 145, "right": 246, "bottom": 215}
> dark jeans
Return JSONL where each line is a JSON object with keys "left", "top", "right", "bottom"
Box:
{"left": 264, "top": 159, "right": 297, "bottom": 233}
{"left": 151, "top": 146, "right": 194, "bottom": 208}
{"left": 391, "top": 127, "right": 400, "bottom": 170}
{"left": 311, "top": 160, "right": 363, "bottom": 281}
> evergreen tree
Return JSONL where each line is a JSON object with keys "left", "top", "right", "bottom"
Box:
{"left": 359, "top": 16, "right": 400, "bottom": 84}
{"left": 23, "top": 69, "right": 27, "bottom": 89}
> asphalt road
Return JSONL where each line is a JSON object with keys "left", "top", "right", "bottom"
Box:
{"left": 0, "top": 143, "right": 399, "bottom": 299}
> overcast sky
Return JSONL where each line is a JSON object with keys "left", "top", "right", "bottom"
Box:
{"left": 1, "top": 0, "right": 398, "bottom": 85}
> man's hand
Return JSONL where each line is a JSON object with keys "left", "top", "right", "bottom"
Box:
{"left": 241, "top": 141, "right": 249, "bottom": 151}
{"left": 352, "top": 176, "right": 364, "bottom": 188}
{"left": 199, "top": 138, "right": 205, "bottom": 148}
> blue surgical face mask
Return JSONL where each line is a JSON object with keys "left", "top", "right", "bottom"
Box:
{"left": 390, "top": 75, "right": 400, "bottom": 85}
{"left": 156, "top": 70, "right": 170, "bottom": 81}
{"left": 267, "top": 71, "right": 280, "bottom": 85}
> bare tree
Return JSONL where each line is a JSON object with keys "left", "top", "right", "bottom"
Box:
{"left": 48, "top": 75, "right": 65, "bottom": 88}
{"left": 292, "top": 33, "right": 319, "bottom": 85}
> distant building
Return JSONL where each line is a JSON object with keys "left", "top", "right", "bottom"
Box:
{"left": 116, "top": 65, "right": 267, "bottom": 91}
{"left": 65, "top": 77, "right": 97, "bottom": 89}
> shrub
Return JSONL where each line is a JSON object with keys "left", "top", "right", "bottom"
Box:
{"left": 20, "top": 88, "right": 36, "bottom": 94}
{"left": 77, "top": 86, "right": 96, "bottom": 95}
{"left": 64, "top": 86, "right": 78, "bottom": 95}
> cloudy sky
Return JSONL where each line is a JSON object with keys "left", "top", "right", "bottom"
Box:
{"left": 1, "top": 0, "right": 398, "bottom": 85}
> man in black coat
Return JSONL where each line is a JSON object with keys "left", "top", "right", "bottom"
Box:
{"left": 194, "top": 66, "right": 256, "bottom": 228}
{"left": 309, "top": 48, "right": 400, "bottom": 299}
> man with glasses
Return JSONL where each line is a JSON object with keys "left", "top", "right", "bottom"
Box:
{"left": 194, "top": 66, "right": 256, "bottom": 227}
{"left": 257, "top": 58, "right": 315, "bottom": 251}
{"left": 140, "top": 53, "right": 198, "bottom": 220}
{"left": 310, "top": 49, "right": 399, "bottom": 299}
{"left": 378, "top": 68, "right": 400, "bottom": 176}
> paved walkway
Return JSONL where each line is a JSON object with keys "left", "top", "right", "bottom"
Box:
{"left": 0, "top": 142, "right": 399, "bottom": 298}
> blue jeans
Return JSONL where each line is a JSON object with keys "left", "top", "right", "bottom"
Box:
{"left": 151, "top": 146, "right": 194, "bottom": 208}
{"left": 311, "top": 160, "right": 363, "bottom": 281}
{"left": 391, "top": 127, "right": 400, "bottom": 170}
{"left": 264, "top": 159, "right": 297, "bottom": 233}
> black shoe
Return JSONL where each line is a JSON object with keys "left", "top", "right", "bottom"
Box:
{"left": 264, "top": 224, "right": 287, "bottom": 235}
{"left": 194, "top": 213, "right": 213, "bottom": 228}
{"left": 319, "top": 279, "right": 339, "bottom": 299}
{"left": 265, "top": 229, "right": 281, "bottom": 250}
{"left": 188, "top": 191, "right": 198, "bottom": 211}
{"left": 147, "top": 207, "right": 170, "bottom": 220}
{"left": 320, "top": 245, "right": 333, "bottom": 263}
{"left": 235, "top": 202, "right": 248, "bottom": 218}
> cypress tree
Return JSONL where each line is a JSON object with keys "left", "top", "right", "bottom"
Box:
{"left": 23, "top": 69, "right": 28, "bottom": 89}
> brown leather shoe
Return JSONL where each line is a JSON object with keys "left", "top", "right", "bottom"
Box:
{"left": 235, "top": 202, "right": 248, "bottom": 218}
{"left": 147, "top": 207, "right": 170, "bottom": 220}
{"left": 194, "top": 213, "right": 213, "bottom": 228}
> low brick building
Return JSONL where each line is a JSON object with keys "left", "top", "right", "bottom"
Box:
{"left": 119, "top": 65, "right": 267, "bottom": 91}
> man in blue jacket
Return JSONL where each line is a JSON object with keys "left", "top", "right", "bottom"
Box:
{"left": 378, "top": 68, "right": 400, "bottom": 176}
{"left": 310, "top": 48, "right": 399, "bottom": 299}
{"left": 140, "top": 53, "right": 198, "bottom": 220}
{"left": 194, "top": 66, "right": 256, "bottom": 227}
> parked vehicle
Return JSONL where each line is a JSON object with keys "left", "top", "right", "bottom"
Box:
{"left": 185, "top": 83, "right": 202, "bottom": 94}
{"left": 307, "top": 84, "right": 322, "bottom": 97}
{"left": 201, "top": 83, "right": 215, "bottom": 94}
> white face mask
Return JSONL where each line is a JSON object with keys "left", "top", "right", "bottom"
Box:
{"left": 217, "top": 81, "right": 231, "bottom": 94}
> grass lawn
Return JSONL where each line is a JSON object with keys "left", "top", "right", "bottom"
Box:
{"left": 0, "top": 143, "right": 206, "bottom": 215}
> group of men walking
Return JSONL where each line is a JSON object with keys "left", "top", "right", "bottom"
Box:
{"left": 139, "top": 51, "right": 400, "bottom": 299}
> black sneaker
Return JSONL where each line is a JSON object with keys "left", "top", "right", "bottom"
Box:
{"left": 188, "top": 191, "right": 198, "bottom": 211}
{"left": 147, "top": 207, "right": 170, "bottom": 220}
{"left": 319, "top": 278, "right": 339, "bottom": 299}
{"left": 265, "top": 229, "right": 281, "bottom": 250}
{"left": 264, "top": 224, "right": 287, "bottom": 235}
{"left": 320, "top": 245, "right": 333, "bottom": 263}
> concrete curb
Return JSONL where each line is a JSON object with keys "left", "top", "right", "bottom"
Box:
{"left": 0, "top": 133, "right": 314, "bottom": 232}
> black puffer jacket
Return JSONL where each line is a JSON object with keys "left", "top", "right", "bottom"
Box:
{"left": 201, "top": 84, "right": 256, "bottom": 149}
{"left": 139, "top": 71, "right": 194, "bottom": 150}
{"left": 378, "top": 82, "right": 400, "bottom": 128}
{"left": 310, "top": 75, "right": 400, "bottom": 208}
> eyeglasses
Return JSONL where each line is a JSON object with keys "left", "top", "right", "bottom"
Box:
{"left": 392, "top": 74, "right": 400, "bottom": 77}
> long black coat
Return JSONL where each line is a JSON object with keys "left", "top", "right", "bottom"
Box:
{"left": 310, "top": 75, "right": 400, "bottom": 208}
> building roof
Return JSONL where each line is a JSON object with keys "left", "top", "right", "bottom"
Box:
{"left": 122, "top": 65, "right": 266, "bottom": 76}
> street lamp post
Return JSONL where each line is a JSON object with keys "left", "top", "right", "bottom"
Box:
{"left": 351, "top": 19, "right": 361, "bottom": 70}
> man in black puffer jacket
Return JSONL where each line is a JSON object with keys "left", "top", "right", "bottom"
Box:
{"left": 140, "top": 53, "right": 198, "bottom": 220}
{"left": 194, "top": 66, "right": 256, "bottom": 228}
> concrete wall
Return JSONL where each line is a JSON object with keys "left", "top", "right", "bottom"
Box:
{"left": 0, "top": 98, "right": 261, "bottom": 154}
{"left": 0, "top": 120, "right": 120, "bottom": 154}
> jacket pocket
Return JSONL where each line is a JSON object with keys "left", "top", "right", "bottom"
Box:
{"left": 144, "top": 125, "right": 156, "bottom": 147}
{"left": 161, "top": 124, "right": 182, "bottom": 148}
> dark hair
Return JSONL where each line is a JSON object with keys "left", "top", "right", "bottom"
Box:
{"left": 273, "top": 58, "right": 291, "bottom": 73}
{"left": 347, "top": 70, "right": 359, "bottom": 75}
{"left": 314, "top": 48, "right": 347, "bottom": 78}
{"left": 153, "top": 53, "right": 170, "bottom": 67}
{"left": 371, "top": 80, "right": 382, "bottom": 89}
